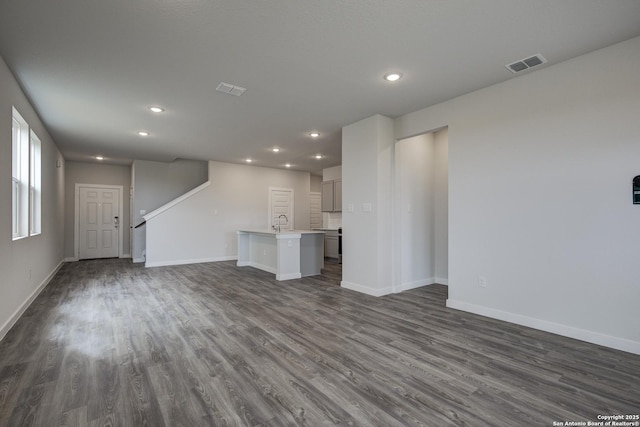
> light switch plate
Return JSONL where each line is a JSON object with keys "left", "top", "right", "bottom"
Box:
{"left": 362, "top": 203, "right": 372, "bottom": 213}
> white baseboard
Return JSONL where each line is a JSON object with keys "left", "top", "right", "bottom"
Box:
{"left": 395, "top": 278, "right": 434, "bottom": 293}
{"left": 342, "top": 278, "right": 446, "bottom": 296}
{"left": 276, "top": 272, "right": 302, "bottom": 280}
{"left": 237, "top": 261, "right": 276, "bottom": 274}
{"left": 236, "top": 261, "right": 301, "bottom": 280}
{"left": 132, "top": 257, "right": 145, "bottom": 263}
{"left": 340, "top": 280, "right": 393, "bottom": 297}
{"left": 145, "top": 256, "right": 237, "bottom": 268}
{"left": 434, "top": 276, "right": 449, "bottom": 285}
{"left": 120, "top": 253, "right": 131, "bottom": 259}
{"left": 0, "top": 260, "right": 64, "bottom": 342}
{"left": 446, "top": 299, "right": 640, "bottom": 356}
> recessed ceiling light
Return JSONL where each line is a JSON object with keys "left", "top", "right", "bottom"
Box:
{"left": 315, "top": 155, "right": 323, "bottom": 159}
{"left": 309, "top": 132, "right": 320, "bottom": 138}
{"left": 285, "top": 163, "right": 291, "bottom": 168}
{"left": 137, "top": 131, "right": 150, "bottom": 137}
{"left": 272, "top": 148, "right": 280, "bottom": 152}
{"left": 384, "top": 72, "right": 402, "bottom": 82}
{"left": 95, "top": 156, "right": 104, "bottom": 161}
{"left": 246, "top": 158, "right": 253, "bottom": 163}
{"left": 149, "top": 106, "right": 164, "bottom": 113}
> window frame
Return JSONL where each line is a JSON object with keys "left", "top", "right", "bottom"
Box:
{"left": 11, "top": 107, "right": 41, "bottom": 240}
{"left": 11, "top": 116, "right": 21, "bottom": 238}
{"left": 29, "top": 130, "right": 42, "bottom": 236}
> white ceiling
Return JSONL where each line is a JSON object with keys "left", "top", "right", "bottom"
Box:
{"left": 1, "top": 1, "right": 639, "bottom": 175}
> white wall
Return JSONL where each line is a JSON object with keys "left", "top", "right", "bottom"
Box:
{"left": 323, "top": 165, "right": 342, "bottom": 181}
{"left": 395, "top": 133, "right": 436, "bottom": 291}
{"left": 342, "top": 114, "right": 394, "bottom": 296}
{"left": 394, "top": 130, "right": 449, "bottom": 291}
{"left": 64, "top": 161, "right": 132, "bottom": 259}
{"left": 395, "top": 36, "right": 640, "bottom": 354}
{"left": 132, "top": 158, "right": 208, "bottom": 261}
{"left": 145, "top": 160, "right": 311, "bottom": 266}
{"left": 310, "top": 175, "right": 322, "bottom": 192}
{"left": 433, "top": 129, "right": 449, "bottom": 283}
{"left": 0, "top": 56, "right": 65, "bottom": 339}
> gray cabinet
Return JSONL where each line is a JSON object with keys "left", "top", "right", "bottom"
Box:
{"left": 321, "top": 181, "right": 334, "bottom": 212}
{"left": 333, "top": 179, "right": 342, "bottom": 212}
{"left": 321, "top": 179, "right": 342, "bottom": 212}
{"left": 324, "top": 230, "right": 339, "bottom": 258}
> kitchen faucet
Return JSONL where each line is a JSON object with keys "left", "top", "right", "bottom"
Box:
{"left": 273, "top": 214, "right": 288, "bottom": 233}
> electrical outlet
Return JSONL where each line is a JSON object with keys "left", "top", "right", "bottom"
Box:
{"left": 479, "top": 275, "right": 487, "bottom": 288}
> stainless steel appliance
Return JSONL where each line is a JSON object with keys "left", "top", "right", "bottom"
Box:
{"left": 338, "top": 227, "right": 342, "bottom": 264}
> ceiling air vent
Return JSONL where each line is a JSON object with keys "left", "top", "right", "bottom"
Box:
{"left": 505, "top": 54, "right": 547, "bottom": 74}
{"left": 216, "top": 82, "right": 247, "bottom": 96}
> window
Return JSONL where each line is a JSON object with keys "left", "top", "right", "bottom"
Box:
{"left": 11, "top": 107, "right": 41, "bottom": 240}
{"left": 12, "top": 109, "right": 28, "bottom": 239}
{"left": 30, "top": 131, "right": 41, "bottom": 235}
{"left": 11, "top": 117, "right": 19, "bottom": 237}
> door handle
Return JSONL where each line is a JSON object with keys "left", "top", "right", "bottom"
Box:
{"left": 114, "top": 216, "right": 119, "bottom": 229}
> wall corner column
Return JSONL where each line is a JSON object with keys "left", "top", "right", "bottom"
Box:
{"left": 341, "top": 114, "right": 395, "bottom": 296}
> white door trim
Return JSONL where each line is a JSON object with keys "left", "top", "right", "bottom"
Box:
{"left": 268, "top": 187, "right": 294, "bottom": 231}
{"left": 74, "top": 183, "right": 124, "bottom": 260}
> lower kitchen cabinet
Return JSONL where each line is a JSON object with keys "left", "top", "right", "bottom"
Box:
{"left": 323, "top": 229, "right": 339, "bottom": 258}
{"left": 324, "top": 235, "right": 339, "bottom": 258}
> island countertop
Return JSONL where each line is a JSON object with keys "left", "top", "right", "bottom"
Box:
{"left": 237, "top": 229, "right": 325, "bottom": 280}
{"left": 237, "top": 229, "right": 325, "bottom": 236}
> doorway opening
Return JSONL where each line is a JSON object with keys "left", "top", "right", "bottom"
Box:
{"left": 393, "top": 128, "right": 448, "bottom": 292}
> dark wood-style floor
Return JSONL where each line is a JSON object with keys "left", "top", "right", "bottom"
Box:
{"left": 0, "top": 259, "right": 638, "bottom": 426}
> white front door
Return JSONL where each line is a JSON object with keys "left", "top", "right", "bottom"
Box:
{"left": 78, "top": 186, "right": 120, "bottom": 259}
{"left": 269, "top": 187, "right": 294, "bottom": 231}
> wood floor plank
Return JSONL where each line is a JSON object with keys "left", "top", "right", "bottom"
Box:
{"left": 0, "top": 363, "right": 29, "bottom": 425}
{"left": 86, "top": 353, "right": 123, "bottom": 425}
{"left": 0, "top": 258, "right": 638, "bottom": 426}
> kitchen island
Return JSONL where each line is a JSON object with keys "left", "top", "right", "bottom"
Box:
{"left": 236, "top": 229, "right": 325, "bottom": 280}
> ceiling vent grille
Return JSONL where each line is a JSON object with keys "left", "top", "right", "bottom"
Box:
{"left": 216, "top": 82, "right": 247, "bottom": 96}
{"left": 505, "top": 54, "right": 547, "bottom": 74}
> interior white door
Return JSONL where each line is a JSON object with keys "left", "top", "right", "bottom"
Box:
{"left": 269, "top": 187, "right": 294, "bottom": 231}
{"left": 79, "top": 186, "right": 120, "bottom": 259}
